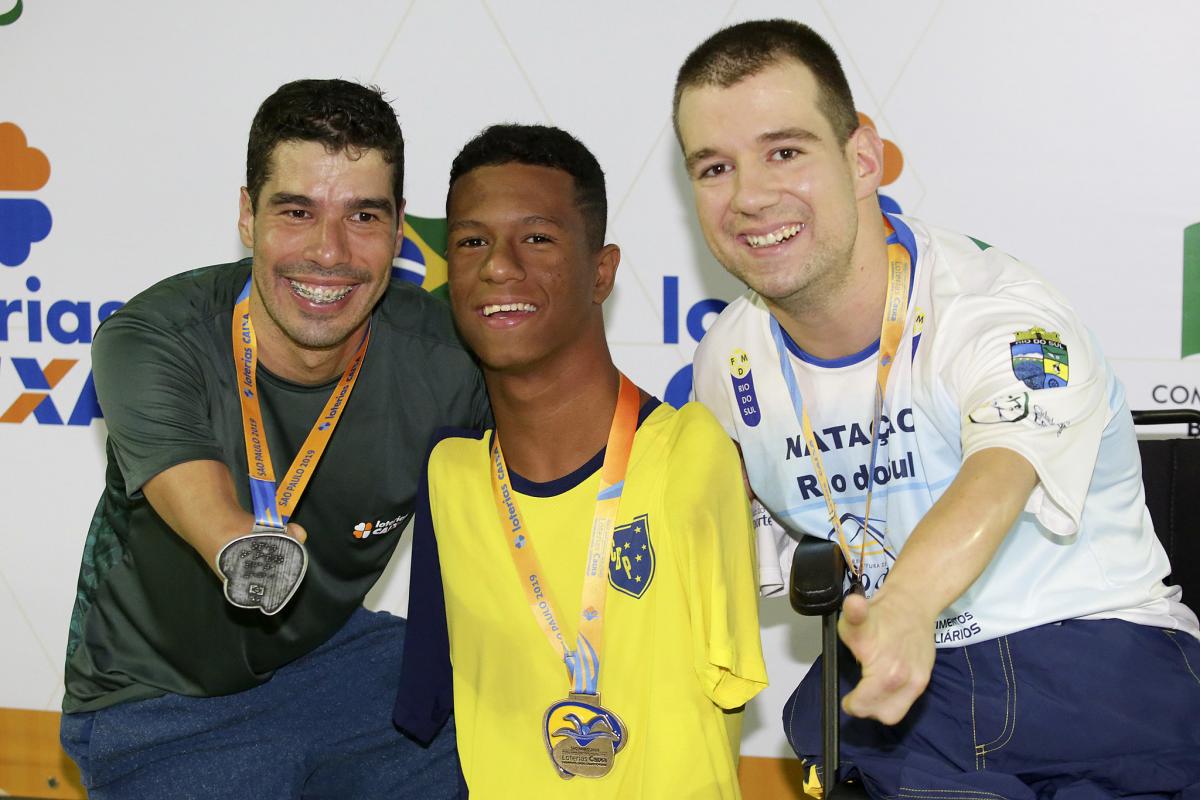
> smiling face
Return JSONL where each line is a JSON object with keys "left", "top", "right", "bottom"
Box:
{"left": 238, "top": 139, "right": 403, "bottom": 380}
{"left": 677, "top": 59, "right": 881, "bottom": 312}
{"left": 446, "top": 162, "right": 618, "bottom": 375}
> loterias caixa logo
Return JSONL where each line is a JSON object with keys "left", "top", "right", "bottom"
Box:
{"left": 0, "top": 122, "right": 120, "bottom": 426}
{"left": 0, "top": 116, "right": 448, "bottom": 427}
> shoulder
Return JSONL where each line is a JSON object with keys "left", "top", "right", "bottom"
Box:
{"left": 693, "top": 289, "right": 766, "bottom": 364}
{"left": 98, "top": 261, "right": 247, "bottom": 338}
{"left": 373, "top": 280, "right": 468, "bottom": 352}
{"left": 370, "top": 282, "right": 485, "bottom": 392}
{"left": 908, "top": 217, "right": 1085, "bottom": 336}
{"left": 428, "top": 426, "right": 489, "bottom": 470}
{"left": 641, "top": 401, "right": 738, "bottom": 467}
{"left": 641, "top": 403, "right": 746, "bottom": 523}
{"left": 910, "top": 217, "right": 1063, "bottom": 306}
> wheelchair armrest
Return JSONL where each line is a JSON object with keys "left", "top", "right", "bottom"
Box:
{"left": 789, "top": 537, "right": 847, "bottom": 616}
{"left": 1132, "top": 408, "right": 1200, "bottom": 426}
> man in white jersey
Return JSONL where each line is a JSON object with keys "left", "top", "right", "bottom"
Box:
{"left": 674, "top": 18, "right": 1200, "bottom": 798}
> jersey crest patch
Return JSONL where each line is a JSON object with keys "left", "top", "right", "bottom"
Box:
{"left": 1009, "top": 327, "right": 1069, "bottom": 390}
{"left": 609, "top": 514, "right": 654, "bottom": 599}
{"left": 727, "top": 349, "right": 761, "bottom": 427}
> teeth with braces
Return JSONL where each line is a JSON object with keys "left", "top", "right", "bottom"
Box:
{"left": 746, "top": 224, "right": 803, "bottom": 248}
{"left": 289, "top": 281, "right": 353, "bottom": 304}
{"left": 482, "top": 303, "right": 537, "bottom": 316}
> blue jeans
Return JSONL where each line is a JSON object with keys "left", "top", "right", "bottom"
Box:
{"left": 785, "top": 619, "right": 1200, "bottom": 799}
{"left": 61, "top": 607, "right": 458, "bottom": 799}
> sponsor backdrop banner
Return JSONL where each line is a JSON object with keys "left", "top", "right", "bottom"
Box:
{"left": 2, "top": 0, "right": 1198, "bottom": 771}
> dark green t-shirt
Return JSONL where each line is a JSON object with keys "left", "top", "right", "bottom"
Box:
{"left": 64, "top": 260, "right": 489, "bottom": 713}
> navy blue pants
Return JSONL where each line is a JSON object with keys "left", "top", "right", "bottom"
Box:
{"left": 784, "top": 619, "right": 1200, "bottom": 799}
{"left": 61, "top": 607, "right": 458, "bottom": 799}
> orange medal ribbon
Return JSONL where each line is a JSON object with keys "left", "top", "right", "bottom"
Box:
{"left": 489, "top": 373, "right": 639, "bottom": 694}
{"left": 770, "top": 222, "right": 911, "bottom": 580}
{"left": 231, "top": 278, "right": 369, "bottom": 528}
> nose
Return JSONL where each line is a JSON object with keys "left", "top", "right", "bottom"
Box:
{"left": 305, "top": 215, "right": 350, "bottom": 267}
{"left": 729, "top": 161, "right": 779, "bottom": 217}
{"left": 479, "top": 238, "right": 524, "bottom": 284}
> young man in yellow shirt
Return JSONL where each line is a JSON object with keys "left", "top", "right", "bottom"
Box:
{"left": 395, "top": 124, "right": 767, "bottom": 798}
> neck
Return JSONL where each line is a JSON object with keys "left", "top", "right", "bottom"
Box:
{"left": 487, "top": 351, "right": 624, "bottom": 484}
{"left": 770, "top": 210, "right": 891, "bottom": 360}
{"left": 250, "top": 308, "right": 365, "bottom": 386}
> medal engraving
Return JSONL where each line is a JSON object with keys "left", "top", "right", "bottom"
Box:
{"left": 543, "top": 693, "right": 628, "bottom": 779}
{"left": 217, "top": 527, "right": 307, "bottom": 615}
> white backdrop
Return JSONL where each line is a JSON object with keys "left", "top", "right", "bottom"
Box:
{"left": 3, "top": 0, "right": 1199, "bottom": 761}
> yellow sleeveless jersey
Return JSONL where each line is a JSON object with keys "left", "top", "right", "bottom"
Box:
{"left": 427, "top": 401, "right": 766, "bottom": 798}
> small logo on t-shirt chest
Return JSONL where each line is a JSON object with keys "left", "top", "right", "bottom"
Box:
{"left": 352, "top": 511, "right": 406, "bottom": 540}
{"left": 728, "top": 349, "right": 761, "bottom": 427}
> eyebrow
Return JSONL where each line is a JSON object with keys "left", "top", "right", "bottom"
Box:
{"left": 266, "top": 193, "right": 395, "bottom": 216}
{"left": 684, "top": 149, "right": 718, "bottom": 174}
{"left": 684, "top": 128, "right": 823, "bottom": 173}
{"left": 347, "top": 197, "right": 396, "bottom": 216}
{"left": 520, "top": 214, "right": 564, "bottom": 228}
{"left": 447, "top": 214, "right": 566, "bottom": 233}
{"left": 267, "top": 192, "right": 313, "bottom": 207}
{"left": 759, "top": 127, "right": 821, "bottom": 145}
{"left": 448, "top": 218, "right": 482, "bottom": 234}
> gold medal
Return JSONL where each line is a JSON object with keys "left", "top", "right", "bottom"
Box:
{"left": 543, "top": 693, "right": 628, "bottom": 779}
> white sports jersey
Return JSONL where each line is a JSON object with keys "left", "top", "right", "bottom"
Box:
{"left": 694, "top": 214, "right": 1198, "bottom": 645}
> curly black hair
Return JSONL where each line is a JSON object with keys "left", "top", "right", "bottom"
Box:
{"left": 448, "top": 124, "right": 607, "bottom": 251}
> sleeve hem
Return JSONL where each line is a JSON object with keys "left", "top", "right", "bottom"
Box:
{"left": 705, "top": 663, "right": 768, "bottom": 710}
{"left": 959, "top": 440, "right": 1081, "bottom": 536}
{"left": 124, "top": 448, "right": 229, "bottom": 497}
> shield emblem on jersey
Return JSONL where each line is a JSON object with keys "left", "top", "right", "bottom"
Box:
{"left": 609, "top": 514, "right": 654, "bottom": 599}
{"left": 1009, "top": 327, "right": 1069, "bottom": 390}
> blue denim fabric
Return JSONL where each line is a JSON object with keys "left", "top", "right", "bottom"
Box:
{"left": 784, "top": 619, "right": 1200, "bottom": 799}
{"left": 61, "top": 607, "right": 457, "bottom": 799}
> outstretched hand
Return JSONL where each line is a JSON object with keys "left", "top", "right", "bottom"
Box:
{"left": 837, "top": 590, "right": 935, "bottom": 725}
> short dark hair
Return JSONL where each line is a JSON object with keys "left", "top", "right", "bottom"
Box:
{"left": 673, "top": 19, "right": 859, "bottom": 145}
{"left": 246, "top": 78, "right": 405, "bottom": 213}
{"left": 448, "top": 124, "right": 607, "bottom": 251}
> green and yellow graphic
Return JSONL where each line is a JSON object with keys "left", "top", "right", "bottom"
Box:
{"left": 1184, "top": 222, "right": 1200, "bottom": 358}
{"left": 0, "top": 0, "right": 23, "bottom": 26}
{"left": 395, "top": 214, "right": 448, "bottom": 300}
{"left": 1010, "top": 326, "right": 1069, "bottom": 390}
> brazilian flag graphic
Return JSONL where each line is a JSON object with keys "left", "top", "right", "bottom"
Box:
{"left": 395, "top": 214, "right": 449, "bottom": 301}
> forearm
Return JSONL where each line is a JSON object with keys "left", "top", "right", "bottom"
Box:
{"left": 143, "top": 459, "right": 256, "bottom": 576}
{"left": 876, "top": 447, "right": 1039, "bottom": 622}
{"left": 837, "top": 447, "right": 1039, "bottom": 722}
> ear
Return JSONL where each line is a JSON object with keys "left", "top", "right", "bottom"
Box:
{"left": 846, "top": 124, "right": 884, "bottom": 200}
{"left": 593, "top": 243, "right": 621, "bottom": 304}
{"left": 238, "top": 187, "right": 255, "bottom": 249}
{"left": 394, "top": 198, "right": 407, "bottom": 258}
